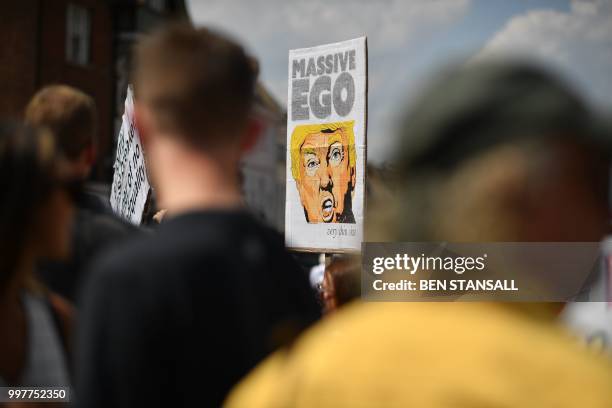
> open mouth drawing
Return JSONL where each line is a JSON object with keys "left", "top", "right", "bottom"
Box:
{"left": 320, "top": 193, "right": 335, "bottom": 223}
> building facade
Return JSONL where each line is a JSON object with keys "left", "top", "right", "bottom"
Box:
{"left": 241, "top": 85, "right": 288, "bottom": 232}
{"left": 0, "top": 0, "right": 187, "bottom": 180}
{"left": 1, "top": 1, "right": 288, "bottom": 232}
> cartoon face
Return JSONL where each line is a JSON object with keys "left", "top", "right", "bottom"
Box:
{"left": 294, "top": 127, "right": 356, "bottom": 223}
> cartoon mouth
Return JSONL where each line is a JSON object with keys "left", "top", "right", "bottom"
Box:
{"left": 320, "top": 194, "right": 335, "bottom": 222}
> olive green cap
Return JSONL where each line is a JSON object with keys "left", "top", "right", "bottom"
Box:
{"left": 396, "top": 60, "right": 612, "bottom": 173}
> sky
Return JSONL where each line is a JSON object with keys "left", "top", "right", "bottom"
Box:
{"left": 187, "top": 0, "right": 612, "bottom": 163}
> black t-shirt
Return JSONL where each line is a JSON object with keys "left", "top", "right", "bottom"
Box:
{"left": 75, "top": 210, "right": 321, "bottom": 408}
{"left": 37, "top": 191, "right": 137, "bottom": 302}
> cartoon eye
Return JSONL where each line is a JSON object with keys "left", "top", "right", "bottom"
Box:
{"left": 328, "top": 143, "right": 344, "bottom": 166}
{"left": 304, "top": 154, "right": 320, "bottom": 176}
{"left": 307, "top": 159, "right": 319, "bottom": 169}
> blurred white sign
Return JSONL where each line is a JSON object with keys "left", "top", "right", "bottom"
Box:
{"left": 109, "top": 86, "right": 150, "bottom": 225}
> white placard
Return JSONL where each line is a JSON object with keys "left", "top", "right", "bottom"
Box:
{"left": 285, "top": 37, "right": 367, "bottom": 252}
{"left": 109, "top": 86, "right": 150, "bottom": 225}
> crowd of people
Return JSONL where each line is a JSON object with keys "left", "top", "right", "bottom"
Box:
{"left": 1, "top": 22, "right": 612, "bottom": 407}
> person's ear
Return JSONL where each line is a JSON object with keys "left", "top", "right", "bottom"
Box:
{"left": 240, "top": 117, "right": 264, "bottom": 154}
{"left": 81, "top": 143, "right": 96, "bottom": 178}
{"left": 134, "top": 103, "right": 148, "bottom": 148}
{"left": 70, "top": 144, "right": 95, "bottom": 179}
{"left": 83, "top": 143, "right": 96, "bottom": 167}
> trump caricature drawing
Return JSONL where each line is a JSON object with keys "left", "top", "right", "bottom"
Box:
{"left": 290, "top": 121, "right": 356, "bottom": 224}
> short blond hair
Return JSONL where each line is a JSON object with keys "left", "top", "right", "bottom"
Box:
{"left": 132, "top": 23, "right": 258, "bottom": 147}
{"left": 290, "top": 121, "right": 356, "bottom": 182}
{"left": 25, "top": 85, "right": 96, "bottom": 159}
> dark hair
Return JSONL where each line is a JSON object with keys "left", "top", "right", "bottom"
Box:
{"left": 132, "top": 23, "right": 259, "bottom": 147}
{"left": 0, "top": 121, "right": 58, "bottom": 290}
{"left": 25, "top": 85, "right": 97, "bottom": 159}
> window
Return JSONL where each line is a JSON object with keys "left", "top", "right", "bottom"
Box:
{"left": 66, "top": 3, "right": 91, "bottom": 66}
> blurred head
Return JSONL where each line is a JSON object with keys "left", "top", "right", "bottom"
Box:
{"left": 291, "top": 122, "right": 357, "bottom": 223}
{"left": 321, "top": 256, "right": 361, "bottom": 313}
{"left": 0, "top": 122, "right": 74, "bottom": 292}
{"left": 382, "top": 61, "right": 611, "bottom": 243}
{"left": 132, "top": 23, "right": 259, "bottom": 176}
{"left": 25, "top": 85, "right": 97, "bottom": 180}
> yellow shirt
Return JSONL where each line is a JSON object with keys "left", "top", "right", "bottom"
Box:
{"left": 226, "top": 302, "right": 612, "bottom": 407}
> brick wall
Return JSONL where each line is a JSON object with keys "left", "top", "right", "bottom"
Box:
{"left": 0, "top": 0, "right": 114, "bottom": 179}
{"left": 0, "top": 0, "right": 40, "bottom": 120}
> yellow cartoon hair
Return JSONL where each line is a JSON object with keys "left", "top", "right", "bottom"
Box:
{"left": 290, "top": 121, "right": 356, "bottom": 182}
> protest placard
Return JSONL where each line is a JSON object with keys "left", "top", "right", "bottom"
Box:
{"left": 285, "top": 37, "right": 367, "bottom": 252}
{"left": 109, "top": 85, "right": 150, "bottom": 225}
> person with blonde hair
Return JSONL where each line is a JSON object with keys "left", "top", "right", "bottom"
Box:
{"left": 226, "top": 61, "right": 612, "bottom": 407}
{"left": 25, "top": 85, "right": 135, "bottom": 302}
